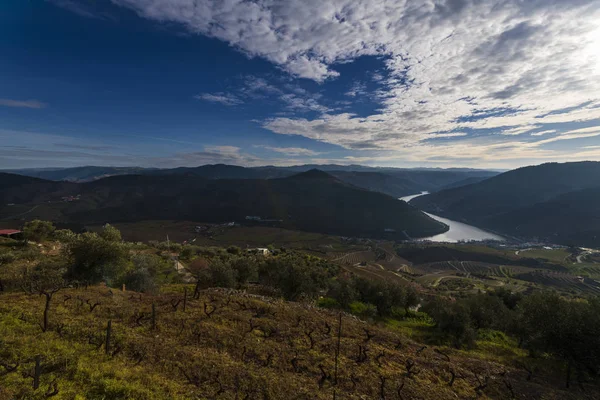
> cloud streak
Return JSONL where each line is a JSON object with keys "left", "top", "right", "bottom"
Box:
{"left": 195, "top": 93, "right": 242, "bottom": 106}
{"left": 0, "top": 98, "right": 47, "bottom": 109}
{"left": 259, "top": 146, "right": 320, "bottom": 156}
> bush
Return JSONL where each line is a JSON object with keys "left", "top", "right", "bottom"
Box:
{"left": 22, "top": 220, "right": 55, "bottom": 242}
{"left": 98, "top": 224, "right": 122, "bottom": 242}
{"left": 258, "top": 253, "right": 338, "bottom": 301}
{"left": 317, "top": 297, "right": 339, "bottom": 309}
{"left": 66, "top": 232, "right": 129, "bottom": 284}
{"left": 53, "top": 229, "right": 76, "bottom": 244}
{"left": 196, "top": 261, "right": 238, "bottom": 289}
{"left": 349, "top": 301, "right": 377, "bottom": 319}
{"left": 123, "top": 267, "right": 157, "bottom": 294}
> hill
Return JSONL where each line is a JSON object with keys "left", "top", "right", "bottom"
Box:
{"left": 3, "top": 166, "right": 152, "bottom": 182}
{"left": 3, "top": 164, "right": 499, "bottom": 198}
{"left": 0, "top": 170, "right": 448, "bottom": 239}
{"left": 2, "top": 225, "right": 600, "bottom": 399}
{"left": 437, "top": 176, "right": 490, "bottom": 191}
{"left": 411, "top": 162, "right": 600, "bottom": 245}
{"left": 4, "top": 285, "right": 594, "bottom": 400}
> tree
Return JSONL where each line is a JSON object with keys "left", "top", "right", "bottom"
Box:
{"left": 229, "top": 256, "right": 258, "bottom": 286}
{"left": 422, "top": 298, "right": 476, "bottom": 348}
{"left": 258, "top": 254, "right": 335, "bottom": 301}
{"left": 121, "top": 253, "right": 166, "bottom": 293}
{"left": 208, "top": 261, "right": 238, "bottom": 288}
{"left": 517, "top": 292, "right": 600, "bottom": 388}
{"left": 22, "top": 220, "right": 55, "bottom": 243}
{"left": 53, "top": 228, "right": 76, "bottom": 244}
{"left": 403, "top": 285, "right": 419, "bottom": 315}
{"left": 329, "top": 276, "right": 358, "bottom": 309}
{"left": 464, "top": 293, "right": 512, "bottom": 332}
{"left": 21, "top": 262, "right": 66, "bottom": 332}
{"left": 353, "top": 277, "right": 406, "bottom": 317}
{"left": 226, "top": 245, "right": 241, "bottom": 255}
{"left": 66, "top": 232, "right": 128, "bottom": 284}
{"left": 123, "top": 267, "right": 157, "bottom": 293}
{"left": 98, "top": 224, "right": 122, "bottom": 242}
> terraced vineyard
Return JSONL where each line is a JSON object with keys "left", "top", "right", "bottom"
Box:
{"left": 328, "top": 250, "right": 376, "bottom": 265}
{"left": 414, "top": 261, "right": 531, "bottom": 278}
{"left": 570, "top": 264, "right": 600, "bottom": 279}
{"left": 515, "top": 271, "right": 600, "bottom": 295}
{"left": 343, "top": 264, "right": 411, "bottom": 286}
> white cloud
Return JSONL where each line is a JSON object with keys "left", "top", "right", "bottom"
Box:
{"left": 530, "top": 130, "right": 557, "bottom": 136}
{"left": 111, "top": 0, "right": 600, "bottom": 165}
{"left": 500, "top": 125, "right": 542, "bottom": 136}
{"left": 194, "top": 93, "right": 242, "bottom": 106}
{"left": 259, "top": 146, "right": 320, "bottom": 156}
{"left": 279, "top": 93, "right": 330, "bottom": 113}
{"left": 427, "top": 132, "right": 468, "bottom": 139}
{"left": 0, "top": 98, "right": 46, "bottom": 109}
{"left": 345, "top": 82, "right": 367, "bottom": 98}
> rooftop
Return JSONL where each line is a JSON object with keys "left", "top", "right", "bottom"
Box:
{"left": 0, "top": 229, "right": 21, "bottom": 235}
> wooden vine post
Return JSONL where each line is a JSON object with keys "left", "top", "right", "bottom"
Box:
{"left": 105, "top": 320, "right": 112, "bottom": 355}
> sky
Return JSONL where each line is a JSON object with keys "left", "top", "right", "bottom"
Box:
{"left": 1, "top": 0, "right": 600, "bottom": 169}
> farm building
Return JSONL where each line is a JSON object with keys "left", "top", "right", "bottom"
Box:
{"left": 0, "top": 229, "right": 22, "bottom": 239}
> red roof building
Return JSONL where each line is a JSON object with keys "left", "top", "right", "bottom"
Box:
{"left": 0, "top": 229, "right": 21, "bottom": 236}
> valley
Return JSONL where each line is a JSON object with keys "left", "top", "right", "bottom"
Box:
{"left": 2, "top": 161, "right": 600, "bottom": 399}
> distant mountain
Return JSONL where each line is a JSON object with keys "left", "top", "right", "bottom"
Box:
{"left": 0, "top": 173, "right": 75, "bottom": 205}
{"left": 411, "top": 162, "right": 600, "bottom": 246}
{"left": 3, "top": 164, "right": 499, "bottom": 198}
{"left": 437, "top": 176, "right": 491, "bottom": 191}
{"left": 3, "top": 166, "right": 152, "bottom": 182}
{"left": 0, "top": 170, "right": 448, "bottom": 239}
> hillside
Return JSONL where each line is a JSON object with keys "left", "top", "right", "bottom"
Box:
{"left": 438, "top": 176, "right": 490, "bottom": 191}
{"left": 3, "top": 164, "right": 499, "bottom": 198}
{"left": 0, "top": 173, "right": 75, "bottom": 205}
{"left": 4, "top": 285, "right": 594, "bottom": 400}
{"left": 2, "top": 224, "right": 600, "bottom": 399}
{"left": 411, "top": 162, "right": 600, "bottom": 245}
{"left": 0, "top": 170, "right": 448, "bottom": 239}
{"left": 3, "top": 166, "right": 152, "bottom": 182}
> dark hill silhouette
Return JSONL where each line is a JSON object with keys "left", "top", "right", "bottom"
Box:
{"left": 411, "top": 162, "right": 600, "bottom": 246}
{"left": 0, "top": 171, "right": 448, "bottom": 240}
{"left": 3, "top": 164, "right": 499, "bottom": 197}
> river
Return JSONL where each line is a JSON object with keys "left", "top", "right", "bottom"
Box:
{"left": 400, "top": 192, "right": 505, "bottom": 243}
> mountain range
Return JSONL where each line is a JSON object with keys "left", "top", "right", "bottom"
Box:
{"left": 0, "top": 170, "right": 448, "bottom": 240}
{"left": 411, "top": 162, "right": 600, "bottom": 247}
{"left": 3, "top": 164, "right": 500, "bottom": 198}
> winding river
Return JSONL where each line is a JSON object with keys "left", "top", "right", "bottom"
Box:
{"left": 400, "top": 192, "right": 505, "bottom": 243}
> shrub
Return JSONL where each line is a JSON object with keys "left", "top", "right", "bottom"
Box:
{"left": 66, "top": 232, "right": 129, "bottom": 284}
{"left": 317, "top": 297, "right": 339, "bottom": 309}
{"left": 22, "top": 220, "right": 55, "bottom": 242}
{"left": 123, "top": 267, "right": 157, "bottom": 294}
{"left": 349, "top": 301, "right": 377, "bottom": 319}
{"left": 98, "top": 224, "right": 122, "bottom": 242}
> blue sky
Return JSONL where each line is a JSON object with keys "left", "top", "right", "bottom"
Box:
{"left": 2, "top": 0, "right": 600, "bottom": 169}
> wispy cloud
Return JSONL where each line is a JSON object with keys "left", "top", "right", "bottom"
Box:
{"left": 55, "top": 143, "right": 115, "bottom": 151}
{"left": 259, "top": 146, "right": 320, "bottom": 156}
{"left": 0, "top": 98, "right": 46, "bottom": 109}
{"left": 194, "top": 93, "right": 242, "bottom": 106}
{"left": 500, "top": 125, "right": 542, "bottom": 136}
{"left": 46, "top": 0, "right": 115, "bottom": 21}
{"left": 345, "top": 82, "right": 367, "bottom": 98}
{"left": 530, "top": 130, "right": 557, "bottom": 137}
